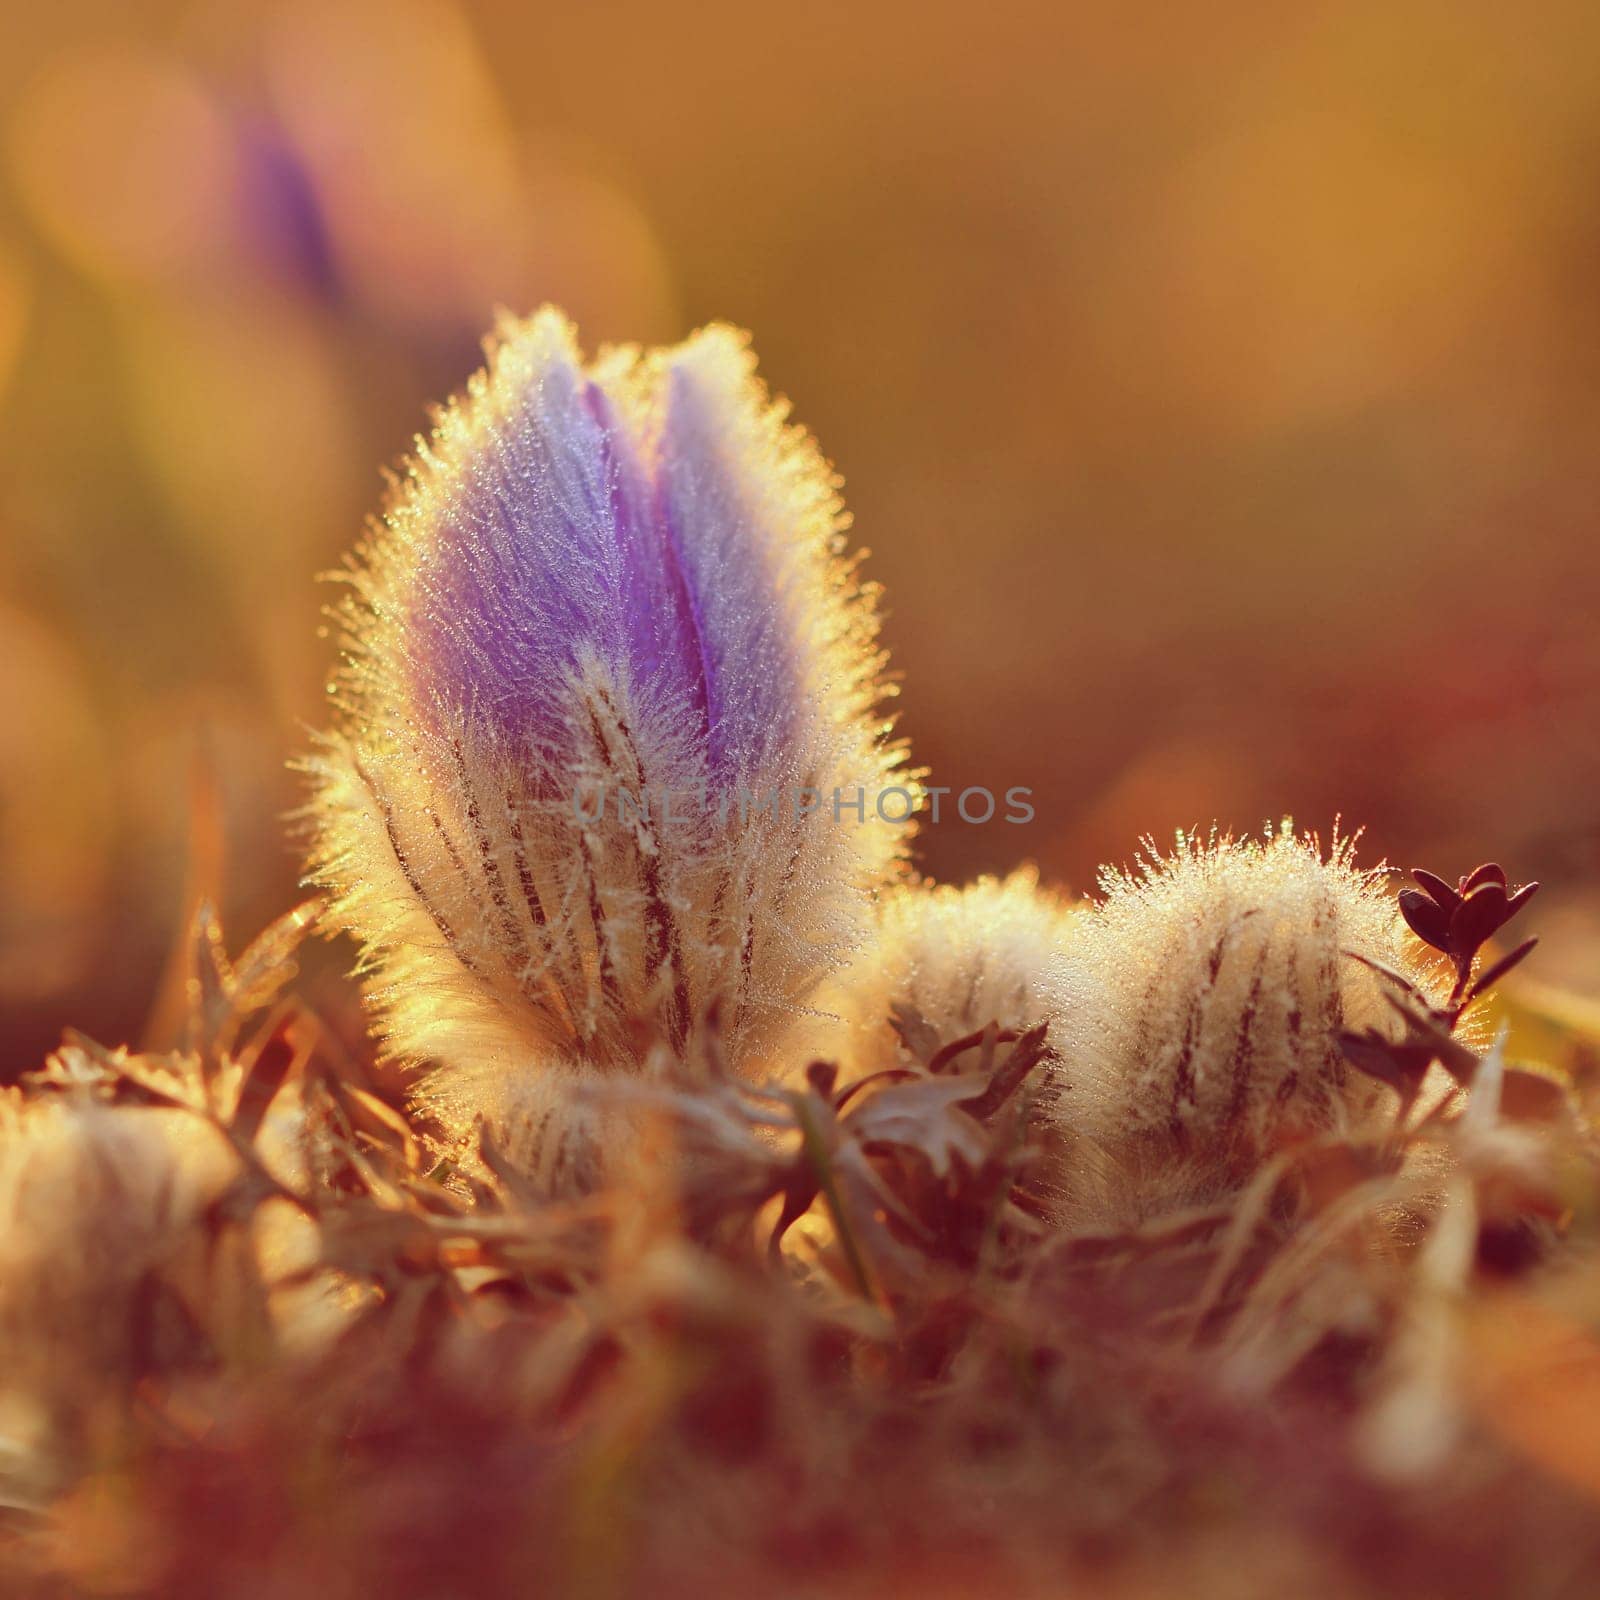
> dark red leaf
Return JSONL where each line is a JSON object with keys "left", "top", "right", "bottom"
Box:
{"left": 1464, "top": 937, "right": 1539, "bottom": 1003}
{"left": 1411, "top": 868, "right": 1461, "bottom": 912}
{"left": 1338, "top": 1030, "right": 1432, "bottom": 1099}
{"left": 1450, "top": 881, "right": 1510, "bottom": 959}
{"left": 1399, "top": 889, "right": 1452, "bottom": 953}
{"left": 1505, "top": 881, "right": 1541, "bottom": 920}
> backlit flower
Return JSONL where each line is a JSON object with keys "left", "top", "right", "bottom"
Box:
{"left": 820, "top": 868, "right": 1077, "bottom": 1068}
{"left": 303, "top": 309, "right": 909, "bottom": 1189}
{"left": 1053, "top": 826, "right": 1448, "bottom": 1210}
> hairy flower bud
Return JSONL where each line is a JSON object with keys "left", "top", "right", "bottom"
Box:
{"left": 1053, "top": 827, "right": 1445, "bottom": 1212}
{"left": 823, "top": 869, "right": 1077, "bottom": 1063}
{"left": 303, "top": 310, "right": 909, "bottom": 1189}
{"left": 0, "top": 1096, "right": 236, "bottom": 1425}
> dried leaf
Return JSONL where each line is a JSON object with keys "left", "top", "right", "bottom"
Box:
{"left": 230, "top": 898, "right": 322, "bottom": 1013}
{"left": 842, "top": 1072, "right": 992, "bottom": 1178}
{"left": 887, "top": 1003, "right": 944, "bottom": 1066}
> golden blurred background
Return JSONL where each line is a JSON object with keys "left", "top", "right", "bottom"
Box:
{"left": 3, "top": 0, "right": 1600, "bottom": 1068}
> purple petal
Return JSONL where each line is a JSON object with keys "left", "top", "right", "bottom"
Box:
{"left": 396, "top": 319, "right": 709, "bottom": 779}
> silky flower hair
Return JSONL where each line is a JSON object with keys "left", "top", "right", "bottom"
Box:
{"left": 304, "top": 310, "right": 909, "bottom": 1188}
{"left": 822, "top": 869, "right": 1077, "bottom": 1067}
{"left": 1054, "top": 826, "right": 1448, "bottom": 1190}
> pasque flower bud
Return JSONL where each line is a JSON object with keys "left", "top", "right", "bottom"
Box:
{"left": 1053, "top": 827, "right": 1446, "bottom": 1216}
{"left": 303, "top": 310, "right": 909, "bottom": 1189}
{"left": 822, "top": 869, "right": 1076, "bottom": 1060}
